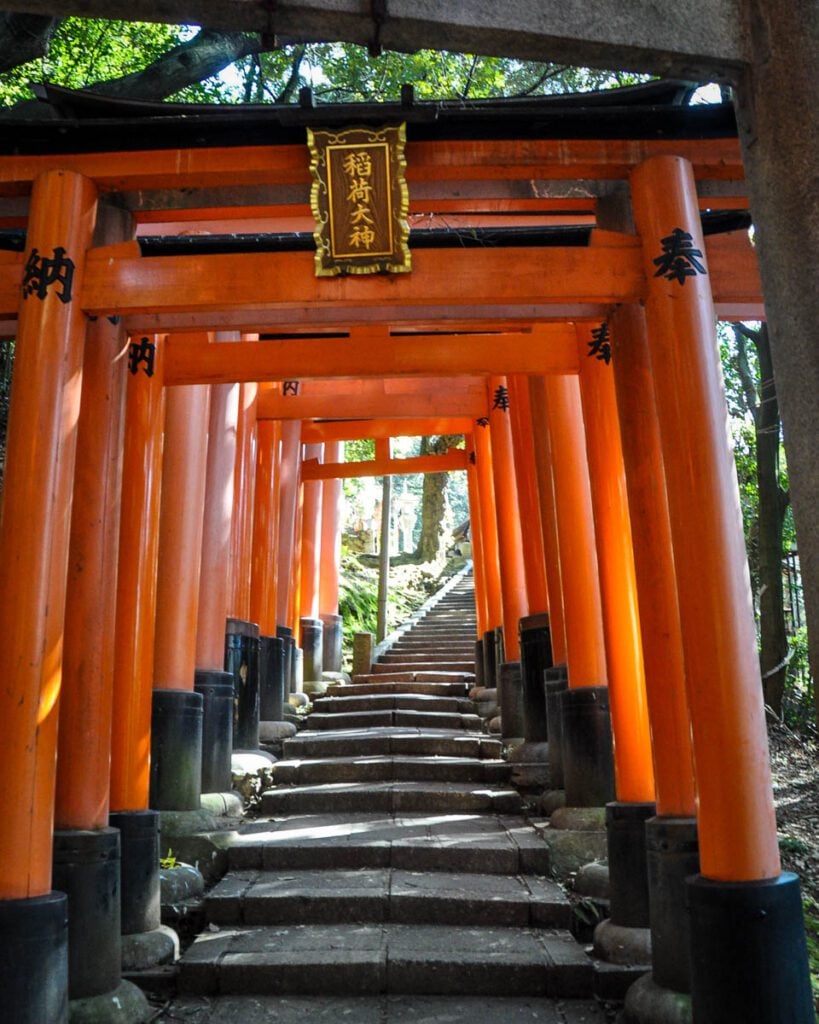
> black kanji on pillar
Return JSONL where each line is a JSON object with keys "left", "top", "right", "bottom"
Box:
{"left": 21, "top": 246, "right": 76, "bottom": 303}
{"left": 283, "top": 380, "right": 300, "bottom": 396}
{"left": 469, "top": 450, "right": 476, "bottom": 465}
{"left": 128, "top": 336, "right": 156, "bottom": 377}
{"left": 587, "top": 322, "right": 611, "bottom": 364}
{"left": 476, "top": 417, "right": 489, "bottom": 428}
{"left": 652, "top": 228, "right": 707, "bottom": 285}
{"left": 491, "top": 385, "right": 510, "bottom": 412}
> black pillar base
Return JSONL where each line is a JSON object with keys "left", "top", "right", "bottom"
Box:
{"left": 518, "top": 612, "right": 552, "bottom": 743}
{"left": 194, "top": 669, "right": 234, "bottom": 793}
{"left": 560, "top": 685, "right": 615, "bottom": 807}
{"left": 109, "top": 810, "right": 161, "bottom": 936}
{"left": 687, "top": 872, "right": 814, "bottom": 1024}
{"left": 498, "top": 661, "right": 525, "bottom": 742}
{"left": 276, "top": 626, "right": 294, "bottom": 694}
{"left": 300, "top": 616, "right": 324, "bottom": 682}
{"left": 473, "top": 638, "right": 485, "bottom": 688}
{"left": 321, "top": 613, "right": 343, "bottom": 673}
{"left": 544, "top": 666, "right": 568, "bottom": 789}
{"left": 482, "top": 630, "right": 497, "bottom": 689}
{"left": 291, "top": 644, "right": 304, "bottom": 693}
{"left": 150, "top": 689, "right": 203, "bottom": 810}
{"left": 53, "top": 828, "right": 121, "bottom": 1000}
{"left": 607, "top": 800, "right": 656, "bottom": 928}
{"left": 225, "top": 618, "right": 260, "bottom": 749}
{"left": 646, "top": 815, "right": 699, "bottom": 994}
{"left": 0, "top": 891, "right": 68, "bottom": 1024}
{"left": 259, "top": 635, "right": 286, "bottom": 722}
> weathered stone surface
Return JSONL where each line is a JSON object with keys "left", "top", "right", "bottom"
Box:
{"left": 68, "top": 978, "right": 151, "bottom": 1024}
{"left": 156, "top": 995, "right": 606, "bottom": 1023}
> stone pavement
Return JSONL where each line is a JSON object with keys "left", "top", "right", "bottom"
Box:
{"left": 159, "top": 572, "right": 603, "bottom": 1021}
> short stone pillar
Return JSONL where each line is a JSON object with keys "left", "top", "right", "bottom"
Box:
{"left": 224, "top": 617, "right": 260, "bottom": 750}
{"left": 321, "top": 613, "right": 344, "bottom": 673}
{"left": 353, "top": 632, "right": 374, "bottom": 677}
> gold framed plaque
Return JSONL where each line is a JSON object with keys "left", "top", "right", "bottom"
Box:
{"left": 307, "top": 124, "right": 411, "bottom": 277}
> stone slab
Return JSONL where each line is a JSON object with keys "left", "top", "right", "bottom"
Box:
{"left": 227, "top": 814, "right": 554, "bottom": 876}
{"left": 260, "top": 781, "right": 523, "bottom": 816}
{"left": 177, "top": 921, "right": 589, "bottom": 991}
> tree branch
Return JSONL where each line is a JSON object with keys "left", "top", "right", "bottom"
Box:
{"left": 0, "top": 12, "right": 61, "bottom": 74}
{"left": 274, "top": 44, "right": 306, "bottom": 103}
{"left": 733, "top": 324, "right": 760, "bottom": 426}
{"left": 83, "top": 28, "right": 266, "bottom": 102}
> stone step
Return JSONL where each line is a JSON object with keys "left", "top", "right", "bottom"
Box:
{"left": 229, "top": 814, "right": 551, "bottom": 875}
{"left": 305, "top": 710, "right": 481, "bottom": 732}
{"left": 379, "top": 651, "right": 475, "bottom": 664}
{"left": 260, "top": 781, "right": 523, "bottom": 816}
{"left": 352, "top": 671, "right": 475, "bottom": 684}
{"left": 313, "top": 693, "right": 474, "bottom": 714}
{"left": 389, "top": 644, "right": 476, "bottom": 655}
{"left": 282, "top": 727, "right": 502, "bottom": 761}
{"left": 178, "top": 922, "right": 592, "bottom": 997}
{"left": 204, "top": 868, "right": 572, "bottom": 929}
{"left": 325, "top": 681, "right": 470, "bottom": 698}
{"left": 161, "top": 994, "right": 607, "bottom": 1024}
{"left": 271, "top": 755, "right": 512, "bottom": 786}
{"left": 371, "top": 661, "right": 476, "bottom": 674}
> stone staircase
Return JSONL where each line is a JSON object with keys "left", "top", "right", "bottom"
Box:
{"left": 164, "top": 572, "right": 603, "bottom": 1022}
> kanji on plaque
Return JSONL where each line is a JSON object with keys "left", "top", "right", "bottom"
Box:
{"left": 307, "top": 124, "right": 410, "bottom": 277}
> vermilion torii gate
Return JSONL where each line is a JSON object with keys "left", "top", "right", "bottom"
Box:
{"left": 0, "top": 87, "right": 813, "bottom": 1023}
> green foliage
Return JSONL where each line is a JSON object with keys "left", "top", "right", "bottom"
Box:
{"left": 802, "top": 895, "right": 819, "bottom": 1011}
{"left": 159, "top": 848, "right": 179, "bottom": 869}
{"left": 784, "top": 627, "right": 816, "bottom": 735}
{"left": 0, "top": 18, "right": 183, "bottom": 106}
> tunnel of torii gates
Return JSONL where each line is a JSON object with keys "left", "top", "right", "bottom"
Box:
{"left": 0, "top": 83, "right": 813, "bottom": 1023}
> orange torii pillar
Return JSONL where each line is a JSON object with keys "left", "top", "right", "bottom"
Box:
{"left": 299, "top": 442, "right": 325, "bottom": 686}
{"left": 251, "top": 418, "right": 288, "bottom": 728}
{"left": 276, "top": 419, "right": 303, "bottom": 692}
{"left": 54, "top": 234, "right": 148, "bottom": 1012}
{"left": 194, "top": 351, "right": 240, "bottom": 795}
{"left": 109, "top": 335, "right": 170, "bottom": 965}
{"left": 319, "top": 440, "right": 345, "bottom": 673}
{"left": 465, "top": 434, "right": 489, "bottom": 640}
{"left": 487, "top": 375, "right": 529, "bottom": 743}
{"left": 227, "top": 380, "right": 257, "bottom": 622}
{"left": 527, "top": 376, "right": 567, "bottom": 666}
{"left": 576, "top": 322, "right": 657, "bottom": 963}
{"left": 151, "top": 379, "right": 210, "bottom": 812}
{"left": 542, "top": 374, "right": 613, "bottom": 807}
{"left": 472, "top": 417, "right": 503, "bottom": 688}
{"left": 610, "top": 303, "right": 699, "bottom": 1012}
{"left": 632, "top": 156, "right": 813, "bottom": 1023}
{"left": 0, "top": 170, "right": 96, "bottom": 1024}
{"left": 508, "top": 374, "right": 552, "bottom": 749}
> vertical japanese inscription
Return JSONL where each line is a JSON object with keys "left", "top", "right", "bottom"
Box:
{"left": 308, "top": 124, "right": 410, "bottom": 277}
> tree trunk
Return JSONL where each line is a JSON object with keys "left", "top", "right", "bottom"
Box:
{"left": 754, "top": 325, "right": 789, "bottom": 716}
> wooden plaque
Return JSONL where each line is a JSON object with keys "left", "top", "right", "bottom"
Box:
{"left": 308, "top": 124, "right": 410, "bottom": 277}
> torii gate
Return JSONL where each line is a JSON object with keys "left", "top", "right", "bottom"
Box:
{"left": 0, "top": 85, "right": 813, "bottom": 1024}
